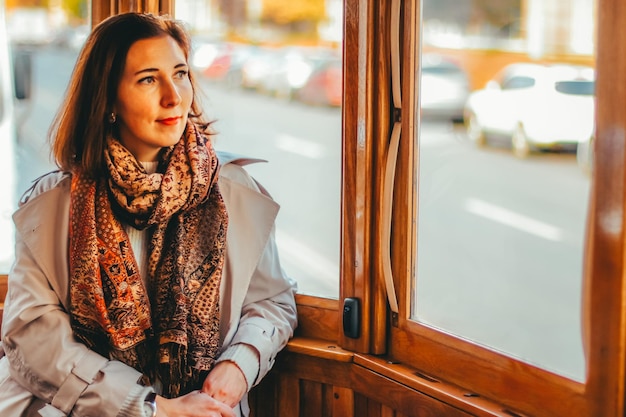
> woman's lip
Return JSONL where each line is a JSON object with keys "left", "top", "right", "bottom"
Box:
{"left": 158, "top": 117, "right": 180, "bottom": 125}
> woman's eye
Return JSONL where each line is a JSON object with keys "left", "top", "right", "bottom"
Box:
{"left": 175, "top": 70, "right": 189, "bottom": 79}
{"left": 139, "top": 76, "right": 155, "bottom": 84}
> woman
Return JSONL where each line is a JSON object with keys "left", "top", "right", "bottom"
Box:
{"left": 0, "top": 12, "right": 297, "bottom": 417}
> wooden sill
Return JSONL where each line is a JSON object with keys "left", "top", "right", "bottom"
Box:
{"left": 353, "top": 354, "right": 511, "bottom": 416}
{"left": 286, "top": 336, "right": 353, "bottom": 362}
{"left": 284, "top": 337, "right": 509, "bottom": 416}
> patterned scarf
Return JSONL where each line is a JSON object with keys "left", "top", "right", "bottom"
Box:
{"left": 69, "top": 122, "right": 228, "bottom": 397}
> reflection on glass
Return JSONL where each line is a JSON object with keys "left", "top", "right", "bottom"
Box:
{"left": 415, "top": 0, "right": 595, "bottom": 381}
{"left": 0, "top": 0, "right": 343, "bottom": 298}
{"left": 0, "top": 4, "right": 15, "bottom": 272}
{"left": 1, "top": 1, "right": 342, "bottom": 297}
{"left": 176, "top": 0, "right": 342, "bottom": 298}
{"left": 1, "top": 1, "right": 90, "bottom": 273}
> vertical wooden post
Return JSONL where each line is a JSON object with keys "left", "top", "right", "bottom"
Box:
{"left": 584, "top": 0, "right": 626, "bottom": 415}
{"left": 91, "top": 0, "right": 174, "bottom": 26}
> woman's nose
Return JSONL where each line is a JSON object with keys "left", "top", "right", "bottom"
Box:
{"left": 161, "top": 80, "right": 182, "bottom": 107}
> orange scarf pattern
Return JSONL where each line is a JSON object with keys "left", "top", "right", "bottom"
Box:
{"left": 69, "top": 122, "right": 228, "bottom": 397}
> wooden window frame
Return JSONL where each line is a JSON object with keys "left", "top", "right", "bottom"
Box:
{"left": 91, "top": 0, "right": 173, "bottom": 26}
{"left": 88, "top": 0, "right": 626, "bottom": 415}
{"left": 377, "top": 0, "right": 626, "bottom": 416}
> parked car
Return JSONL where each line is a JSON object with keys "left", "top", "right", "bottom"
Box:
{"left": 190, "top": 38, "right": 222, "bottom": 72}
{"left": 464, "top": 62, "right": 595, "bottom": 158}
{"left": 420, "top": 53, "right": 470, "bottom": 122}
{"left": 295, "top": 56, "right": 342, "bottom": 107}
{"left": 240, "top": 47, "right": 283, "bottom": 91}
{"left": 577, "top": 134, "right": 594, "bottom": 175}
{"left": 201, "top": 43, "right": 259, "bottom": 89}
{"left": 258, "top": 47, "right": 338, "bottom": 99}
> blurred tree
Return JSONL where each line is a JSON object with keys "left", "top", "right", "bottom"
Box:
{"left": 261, "top": 0, "right": 325, "bottom": 26}
{"left": 7, "top": 0, "right": 86, "bottom": 21}
{"left": 62, "top": 0, "right": 87, "bottom": 20}
{"left": 7, "top": 0, "right": 49, "bottom": 7}
{"left": 217, "top": 0, "right": 247, "bottom": 28}
{"left": 423, "top": 0, "right": 520, "bottom": 37}
{"left": 472, "top": 0, "right": 520, "bottom": 35}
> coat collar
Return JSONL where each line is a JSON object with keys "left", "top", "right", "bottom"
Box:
{"left": 13, "top": 172, "right": 71, "bottom": 308}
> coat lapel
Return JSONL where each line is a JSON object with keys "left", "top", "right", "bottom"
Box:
{"left": 217, "top": 170, "right": 279, "bottom": 345}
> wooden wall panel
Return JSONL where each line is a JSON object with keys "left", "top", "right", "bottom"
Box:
{"left": 381, "top": 405, "right": 395, "bottom": 417}
{"left": 277, "top": 372, "right": 299, "bottom": 416}
{"left": 351, "top": 365, "right": 472, "bottom": 417}
{"left": 301, "top": 380, "right": 323, "bottom": 417}
{"left": 278, "top": 352, "right": 353, "bottom": 387}
{"left": 333, "top": 386, "right": 354, "bottom": 416}
{"left": 248, "top": 371, "right": 277, "bottom": 417}
{"left": 354, "top": 394, "right": 369, "bottom": 416}
{"left": 249, "top": 346, "right": 488, "bottom": 417}
{"left": 365, "top": 398, "right": 382, "bottom": 417}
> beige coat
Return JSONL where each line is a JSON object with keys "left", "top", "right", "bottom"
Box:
{"left": 0, "top": 156, "right": 298, "bottom": 417}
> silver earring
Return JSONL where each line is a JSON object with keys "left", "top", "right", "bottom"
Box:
{"left": 108, "top": 112, "right": 116, "bottom": 124}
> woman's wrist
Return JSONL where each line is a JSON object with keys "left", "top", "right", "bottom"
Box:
{"left": 217, "top": 343, "right": 260, "bottom": 390}
{"left": 155, "top": 395, "right": 169, "bottom": 417}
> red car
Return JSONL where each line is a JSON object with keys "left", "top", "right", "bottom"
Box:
{"left": 295, "top": 57, "right": 342, "bottom": 107}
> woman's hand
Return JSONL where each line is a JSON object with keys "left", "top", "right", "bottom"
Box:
{"left": 201, "top": 361, "right": 248, "bottom": 408}
{"left": 156, "top": 391, "right": 235, "bottom": 417}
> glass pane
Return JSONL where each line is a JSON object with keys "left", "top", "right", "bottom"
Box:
{"left": 176, "top": 0, "right": 342, "bottom": 298}
{"left": 1, "top": 2, "right": 87, "bottom": 271}
{"left": 0, "top": 1, "right": 342, "bottom": 298}
{"left": 415, "top": 0, "right": 594, "bottom": 381}
{"left": 0, "top": 4, "right": 12, "bottom": 271}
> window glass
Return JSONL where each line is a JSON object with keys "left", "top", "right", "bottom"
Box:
{"left": 0, "top": 1, "right": 82, "bottom": 272}
{"left": 2, "top": 1, "right": 83, "bottom": 246}
{"left": 415, "top": 0, "right": 595, "bottom": 381}
{"left": 555, "top": 80, "right": 594, "bottom": 95}
{"left": 176, "top": 0, "right": 342, "bottom": 298}
{"left": 1, "top": 1, "right": 343, "bottom": 299}
{"left": 0, "top": 4, "right": 12, "bottom": 271}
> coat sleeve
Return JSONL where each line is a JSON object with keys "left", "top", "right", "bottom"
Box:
{"left": 228, "top": 226, "right": 298, "bottom": 386}
{"left": 218, "top": 163, "right": 298, "bottom": 387}
{"left": 1, "top": 217, "right": 147, "bottom": 417}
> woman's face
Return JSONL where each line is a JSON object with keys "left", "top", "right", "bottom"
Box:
{"left": 114, "top": 35, "right": 193, "bottom": 162}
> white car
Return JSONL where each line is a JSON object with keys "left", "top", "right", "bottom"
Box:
{"left": 464, "top": 63, "right": 595, "bottom": 158}
{"left": 420, "top": 53, "right": 470, "bottom": 122}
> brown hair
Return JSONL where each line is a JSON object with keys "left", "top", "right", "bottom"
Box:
{"left": 49, "top": 13, "right": 209, "bottom": 177}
